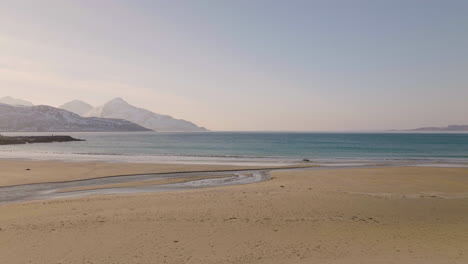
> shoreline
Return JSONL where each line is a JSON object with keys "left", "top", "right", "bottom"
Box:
{"left": 4, "top": 165, "right": 397, "bottom": 204}
{"left": 0, "top": 159, "right": 265, "bottom": 187}
{"left": 1, "top": 151, "right": 468, "bottom": 168}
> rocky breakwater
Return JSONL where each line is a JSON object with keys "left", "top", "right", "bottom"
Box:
{"left": 0, "top": 135, "right": 84, "bottom": 145}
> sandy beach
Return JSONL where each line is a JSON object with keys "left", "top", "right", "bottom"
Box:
{"left": 0, "top": 161, "right": 467, "bottom": 263}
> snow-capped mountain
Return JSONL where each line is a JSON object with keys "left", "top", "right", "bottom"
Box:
{"left": 84, "top": 98, "right": 208, "bottom": 132}
{"left": 0, "top": 103, "right": 151, "bottom": 132}
{"left": 59, "top": 100, "right": 93, "bottom": 115}
{"left": 0, "top": 96, "right": 34, "bottom": 107}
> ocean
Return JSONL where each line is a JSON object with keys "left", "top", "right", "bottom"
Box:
{"left": 1, "top": 132, "right": 468, "bottom": 166}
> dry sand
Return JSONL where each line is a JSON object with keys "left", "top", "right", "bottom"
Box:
{"left": 0, "top": 164, "right": 467, "bottom": 264}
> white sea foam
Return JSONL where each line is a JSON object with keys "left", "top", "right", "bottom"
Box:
{"left": 1, "top": 150, "right": 468, "bottom": 167}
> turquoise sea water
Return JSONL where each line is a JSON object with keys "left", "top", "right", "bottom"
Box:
{"left": 1, "top": 132, "right": 468, "bottom": 165}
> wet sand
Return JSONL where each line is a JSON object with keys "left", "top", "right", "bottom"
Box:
{"left": 0, "top": 169, "right": 272, "bottom": 203}
{"left": 0, "top": 163, "right": 467, "bottom": 263}
{"left": 0, "top": 160, "right": 262, "bottom": 186}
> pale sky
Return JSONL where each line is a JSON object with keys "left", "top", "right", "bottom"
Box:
{"left": 1, "top": 0, "right": 467, "bottom": 131}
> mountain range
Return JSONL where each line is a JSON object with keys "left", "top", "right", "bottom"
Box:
{"left": 0, "top": 103, "right": 150, "bottom": 132}
{"left": 408, "top": 125, "right": 468, "bottom": 132}
{"left": 6, "top": 95, "right": 465, "bottom": 132}
{"left": 80, "top": 98, "right": 208, "bottom": 132}
{"left": 59, "top": 100, "right": 93, "bottom": 116}
{"left": 0, "top": 96, "right": 208, "bottom": 132}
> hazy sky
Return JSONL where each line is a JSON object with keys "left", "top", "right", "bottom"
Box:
{"left": 1, "top": 0, "right": 467, "bottom": 131}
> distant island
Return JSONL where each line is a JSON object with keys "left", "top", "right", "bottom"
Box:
{"left": 407, "top": 125, "right": 468, "bottom": 132}
{"left": 0, "top": 135, "right": 84, "bottom": 145}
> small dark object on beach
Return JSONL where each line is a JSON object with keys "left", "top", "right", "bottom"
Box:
{"left": 173, "top": 240, "right": 179, "bottom": 243}
{"left": 25, "top": 168, "right": 31, "bottom": 171}
{"left": 302, "top": 159, "right": 310, "bottom": 162}
{"left": 280, "top": 185, "right": 285, "bottom": 188}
